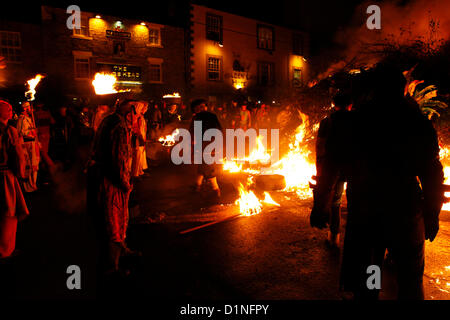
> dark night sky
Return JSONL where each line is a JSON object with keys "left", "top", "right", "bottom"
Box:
{"left": 1, "top": 0, "right": 370, "bottom": 55}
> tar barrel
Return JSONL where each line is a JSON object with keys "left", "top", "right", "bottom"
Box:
{"left": 255, "top": 174, "right": 286, "bottom": 191}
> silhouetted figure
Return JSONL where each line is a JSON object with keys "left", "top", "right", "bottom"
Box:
{"left": 310, "top": 64, "right": 444, "bottom": 300}
{"left": 315, "top": 91, "right": 352, "bottom": 247}
{"left": 189, "top": 99, "right": 222, "bottom": 201}
{"left": 0, "top": 100, "right": 29, "bottom": 258}
{"left": 87, "top": 100, "right": 138, "bottom": 279}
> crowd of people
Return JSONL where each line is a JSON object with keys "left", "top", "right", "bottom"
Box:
{"left": 1, "top": 63, "right": 445, "bottom": 300}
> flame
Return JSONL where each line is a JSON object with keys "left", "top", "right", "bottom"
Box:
{"left": 163, "top": 92, "right": 181, "bottom": 98}
{"left": 222, "top": 135, "right": 271, "bottom": 173}
{"left": 222, "top": 112, "right": 317, "bottom": 199}
{"left": 442, "top": 166, "right": 450, "bottom": 211}
{"left": 25, "top": 74, "right": 45, "bottom": 101}
{"left": 235, "top": 183, "right": 263, "bottom": 216}
{"left": 92, "top": 73, "right": 119, "bottom": 95}
{"left": 266, "top": 111, "right": 316, "bottom": 199}
{"left": 158, "top": 129, "right": 180, "bottom": 147}
{"left": 440, "top": 146, "right": 450, "bottom": 211}
{"left": 262, "top": 192, "right": 280, "bottom": 206}
{"left": 222, "top": 160, "right": 243, "bottom": 173}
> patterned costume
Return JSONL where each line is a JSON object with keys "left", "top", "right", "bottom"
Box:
{"left": 131, "top": 103, "right": 148, "bottom": 177}
{"left": 0, "top": 122, "right": 29, "bottom": 257}
{"left": 17, "top": 113, "right": 39, "bottom": 192}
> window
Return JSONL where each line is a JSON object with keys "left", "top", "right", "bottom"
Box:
{"left": 148, "top": 28, "right": 161, "bottom": 46}
{"left": 0, "top": 31, "right": 21, "bottom": 62}
{"left": 206, "top": 13, "right": 222, "bottom": 42}
{"left": 257, "top": 62, "right": 274, "bottom": 86}
{"left": 73, "top": 51, "right": 92, "bottom": 79}
{"left": 293, "top": 34, "right": 304, "bottom": 56}
{"left": 293, "top": 68, "right": 302, "bottom": 87}
{"left": 149, "top": 64, "right": 162, "bottom": 83}
{"left": 72, "top": 15, "right": 90, "bottom": 38}
{"left": 74, "top": 58, "right": 90, "bottom": 79}
{"left": 207, "top": 56, "right": 222, "bottom": 81}
{"left": 257, "top": 25, "right": 274, "bottom": 50}
{"left": 148, "top": 58, "right": 163, "bottom": 83}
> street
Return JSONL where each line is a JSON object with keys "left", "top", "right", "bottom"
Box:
{"left": 2, "top": 160, "right": 449, "bottom": 300}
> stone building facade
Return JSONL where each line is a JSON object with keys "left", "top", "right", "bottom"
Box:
{"left": 188, "top": 4, "right": 310, "bottom": 105}
{"left": 40, "top": 5, "right": 187, "bottom": 101}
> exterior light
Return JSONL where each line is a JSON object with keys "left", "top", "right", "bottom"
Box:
{"left": 140, "top": 22, "right": 146, "bottom": 26}
{"left": 218, "top": 42, "right": 223, "bottom": 47}
{"left": 95, "top": 15, "right": 101, "bottom": 19}
{"left": 302, "top": 57, "right": 307, "bottom": 62}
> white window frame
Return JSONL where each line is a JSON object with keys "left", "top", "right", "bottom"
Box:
{"left": 148, "top": 57, "right": 163, "bottom": 83}
{"left": 0, "top": 31, "right": 21, "bottom": 63}
{"left": 206, "top": 55, "right": 222, "bottom": 81}
{"left": 257, "top": 25, "right": 274, "bottom": 51}
{"left": 146, "top": 24, "right": 163, "bottom": 48}
{"left": 73, "top": 51, "right": 92, "bottom": 80}
{"left": 72, "top": 14, "right": 92, "bottom": 39}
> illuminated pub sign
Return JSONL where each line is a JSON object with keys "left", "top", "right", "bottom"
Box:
{"left": 106, "top": 30, "right": 131, "bottom": 40}
{"left": 97, "top": 63, "right": 142, "bottom": 82}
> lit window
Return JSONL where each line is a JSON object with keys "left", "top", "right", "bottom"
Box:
{"left": 0, "top": 31, "right": 21, "bottom": 62}
{"left": 257, "top": 62, "right": 274, "bottom": 86}
{"left": 149, "top": 63, "right": 162, "bottom": 83}
{"left": 206, "top": 13, "right": 222, "bottom": 42}
{"left": 72, "top": 15, "right": 90, "bottom": 38}
{"left": 207, "top": 56, "right": 222, "bottom": 81}
{"left": 148, "top": 28, "right": 160, "bottom": 46}
{"left": 257, "top": 25, "right": 274, "bottom": 50}
{"left": 293, "top": 67, "right": 302, "bottom": 87}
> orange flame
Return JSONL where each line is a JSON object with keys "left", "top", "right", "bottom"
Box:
{"left": 158, "top": 129, "right": 180, "bottom": 147}
{"left": 25, "top": 74, "right": 45, "bottom": 101}
{"left": 235, "top": 183, "right": 263, "bottom": 216}
{"left": 92, "top": 73, "right": 119, "bottom": 95}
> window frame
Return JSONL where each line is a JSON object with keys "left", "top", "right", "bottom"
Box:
{"left": 257, "top": 61, "right": 275, "bottom": 86}
{"left": 72, "top": 14, "right": 92, "bottom": 39}
{"left": 293, "top": 67, "right": 303, "bottom": 87}
{"left": 206, "top": 55, "right": 223, "bottom": 82}
{"left": 148, "top": 57, "right": 163, "bottom": 83}
{"left": 73, "top": 51, "right": 92, "bottom": 80}
{"left": 0, "top": 30, "right": 22, "bottom": 63}
{"left": 146, "top": 24, "right": 163, "bottom": 48}
{"left": 206, "top": 13, "right": 223, "bottom": 43}
{"left": 257, "top": 24, "right": 275, "bottom": 51}
{"left": 292, "top": 33, "right": 304, "bottom": 56}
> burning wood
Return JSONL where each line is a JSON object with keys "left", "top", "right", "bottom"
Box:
{"left": 223, "top": 111, "right": 316, "bottom": 199}
{"left": 235, "top": 183, "right": 263, "bottom": 216}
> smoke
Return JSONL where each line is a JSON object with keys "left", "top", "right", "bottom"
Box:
{"left": 313, "top": 0, "right": 450, "bottom": 83}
